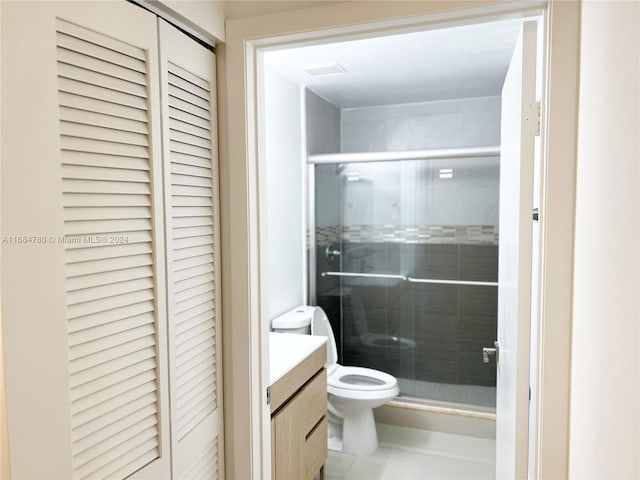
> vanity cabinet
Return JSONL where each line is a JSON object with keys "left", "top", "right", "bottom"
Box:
{"left": 270, "top": 340, "right": 327, "bottom": 480}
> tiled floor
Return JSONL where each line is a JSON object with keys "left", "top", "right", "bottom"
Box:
{"left": 324, "top": 424, "right": 495, "bottom": 480}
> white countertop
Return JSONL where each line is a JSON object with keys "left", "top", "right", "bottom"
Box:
{"left": 269, "top": 332, "right": 327, "bottom": 386}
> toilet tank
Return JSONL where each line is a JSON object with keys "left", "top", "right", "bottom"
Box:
{"left": 271, "top": 306, "right": 314, "bottom": 334}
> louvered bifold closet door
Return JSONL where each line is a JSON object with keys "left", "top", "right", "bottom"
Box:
{"left": 55, "top": 4, "right": 170, "bottom": 479}
{"left": 158, "top": 20, "right": 224, "bottom": 479}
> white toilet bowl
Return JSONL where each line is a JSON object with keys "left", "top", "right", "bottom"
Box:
{"left": 310, "top": 307, "right": 399, "bottom": 455}
{"left": 272, "top": 305, "right": 399, "bottom": 455}
{"left": 327, "top": 365, "right": 398, "bottom": 454}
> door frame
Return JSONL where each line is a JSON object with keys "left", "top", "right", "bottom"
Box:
{"left": 219, "top": 1, "right": 579, "bottom": 478}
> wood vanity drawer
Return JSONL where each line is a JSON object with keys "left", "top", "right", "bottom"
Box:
{"left": 270, "top": 343, "right": 327, "bottom": 413}
{"left": 304, "top": 416, "right": 328, "bottom": 480}
{"left": 300, "top": 368, "right": 327, "bottom": 435}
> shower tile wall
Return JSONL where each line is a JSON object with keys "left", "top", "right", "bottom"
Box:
{"left": 319, "top": 240, "right": 498, "bottom": 388}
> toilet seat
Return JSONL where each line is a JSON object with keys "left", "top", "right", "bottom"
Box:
{"left": 328, "top": 365, "right": 397, "bottom": 392}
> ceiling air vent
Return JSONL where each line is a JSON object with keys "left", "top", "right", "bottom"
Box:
{"left": 303, "top": 62, "right": 347, "bottom": 76}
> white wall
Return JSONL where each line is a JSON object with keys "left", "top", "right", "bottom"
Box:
{"left": 264, "top": 68, "right": 305, "bottom": 322}
{"left": 306, "top": 90, "right": 342, "bottom": 229}
{"left": 306, "top": 89, "right": 341, "bottom": 155}
{"left": 570, "top": 1, "right": 640, "bottom": 478}
{"left": 156, "top": 0, "right": 225, "bottom": 42}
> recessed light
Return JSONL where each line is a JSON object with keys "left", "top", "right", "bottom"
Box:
{"left": 439, "top": 168, "right": 453, "bottom": 179}
{"left": 303, "top": 62, "right": 347, "bottom": 77}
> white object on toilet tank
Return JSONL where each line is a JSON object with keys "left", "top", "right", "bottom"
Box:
{"left": 271, "top": 305, "right": 314, "bottom": 334}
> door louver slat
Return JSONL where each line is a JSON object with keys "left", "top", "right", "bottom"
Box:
{"left": 168, "top": 84, "right": 210, "bottom": 110}
{"left": 63, "top": 193, "right": 151, "bottom": 208}
{"left": 70, "top": 357, "right": 156, "bottom": 402}
{"left": 174, "top": 272, "right": 215, "bottom": 293}
{"left": 57, "top": 19, "right": 161, "bottom": 479}
{"left": 168, "top": 68, "right": 209, "bottom": 93}
{"left": 70, "top": 346, "right": 156, "bottom": 388}
{"left": 66, "top": 264, "right": 153, "bottom": 290}
{"left": 56, "top": 19, "right": 146, "bottom": 62}
{"left": 69, "top": 311, "right": 155, "bottom": 348}
{"left": 60, "top": 106, "right": 149, "bottom": 134}
{"left": 59, "top": 149, "right": 150, "bottom": 170}
{"left": 174, "top": 255, "right": 213, "bottom": 273}
{"left": 172, "top": 224, "right": 214, "bottom": 239}
{"left": 58, "top": 62, "right": 148, "bottom": 97}
{"left": 71, "top": 394, "right": 157, "bottom": 447}
{"left": 61, "top": 123, "right": 149, "bottom": 147}
{"left": 181, "top": 436, "right": 218, "bottom": 480}
{"left": 174, "top": 303, "right": 215, "bottom": 329}
{"left": 169, "top": 107, "right": 211, "bottom": 131}
{"left": 170, "top": 140, "right": 211, "bottom": 159}
{"left": 71, "top": 391, "right": 157, "bottom": 441}
{"left": 58, "top": 77, "right": 148, "bottom": 109}
{"left": 60, "top": 92, "right": 148, "bottom": 122}
{"left": 176, "top": 340, "right": 214, "bottom": 368}
{"left": 56, "top": 46, "right": 147, "bottom": 84}
{"left": 169, "top": 118, "right": 211, "bottom": 140}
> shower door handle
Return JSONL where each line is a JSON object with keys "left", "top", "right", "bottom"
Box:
{"left": 482, "top": 341, "right": 499, "bottom": 363}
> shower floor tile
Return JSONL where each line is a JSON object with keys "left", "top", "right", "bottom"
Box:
{"left": 323, "top": 425, "right": 495, "bottom": 480}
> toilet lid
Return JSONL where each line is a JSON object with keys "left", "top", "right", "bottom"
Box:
{"left": 328, "top": 365, "right": 397, "bottom": 391}
{"left": 310, "top": 307, "right": 338, "bottom": 371}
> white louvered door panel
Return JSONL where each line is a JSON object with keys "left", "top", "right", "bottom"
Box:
{"left": 158, "top": 20, "right": 223, "bottom": 479}
{"left": 56, "top": 4, "right": 170, "bottom": 479}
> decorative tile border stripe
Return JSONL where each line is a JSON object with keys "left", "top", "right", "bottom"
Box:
{"left": 313, "top": 225, "right": 498, "bottom": 246}
{"left": 315, "top": 225, "right": 342, "bottom": 246}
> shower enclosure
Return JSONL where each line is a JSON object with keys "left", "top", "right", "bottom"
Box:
{"left": 309, "top": 148, "right": 500, "bottom": 408}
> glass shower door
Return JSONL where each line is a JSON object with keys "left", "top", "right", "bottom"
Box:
{"left": 312, "top": 156, "right": 500, "bottom": 408}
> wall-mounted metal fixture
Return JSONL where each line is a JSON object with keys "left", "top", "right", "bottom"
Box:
{"left": 325, "top": 244, "right": 342, "bottom": 261}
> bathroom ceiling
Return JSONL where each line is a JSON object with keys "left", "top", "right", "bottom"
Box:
{"left": 264, "top": 18, "right": 529, "bottom": 109}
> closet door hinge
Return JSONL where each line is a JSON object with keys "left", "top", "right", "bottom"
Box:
{"left": 535, "top": 101, "right": 542, "bottom": 137}
{"left": 266, "top": 386, "right": 271, "bottom": 405}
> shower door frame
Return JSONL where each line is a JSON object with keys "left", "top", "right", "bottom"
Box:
{"left": 222, "top": 1, "right": 579, "bottom": 478}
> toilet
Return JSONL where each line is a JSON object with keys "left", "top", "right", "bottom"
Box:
{"left": 272, "top": 306, "right": 399, "bottom": 455}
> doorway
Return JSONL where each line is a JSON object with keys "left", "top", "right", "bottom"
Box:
{"left": 219, "top": 1, "right": 580, "bottom": 478}
{"left": 260, "top": 13, "right": 541, "bottom": 479}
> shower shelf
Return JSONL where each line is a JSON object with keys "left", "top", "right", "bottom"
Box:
{"left": 321, "top": 271, "right": 497, "bottom": 287}
{"left": 308, "top": 145, "right": 500, "bottom": 164}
